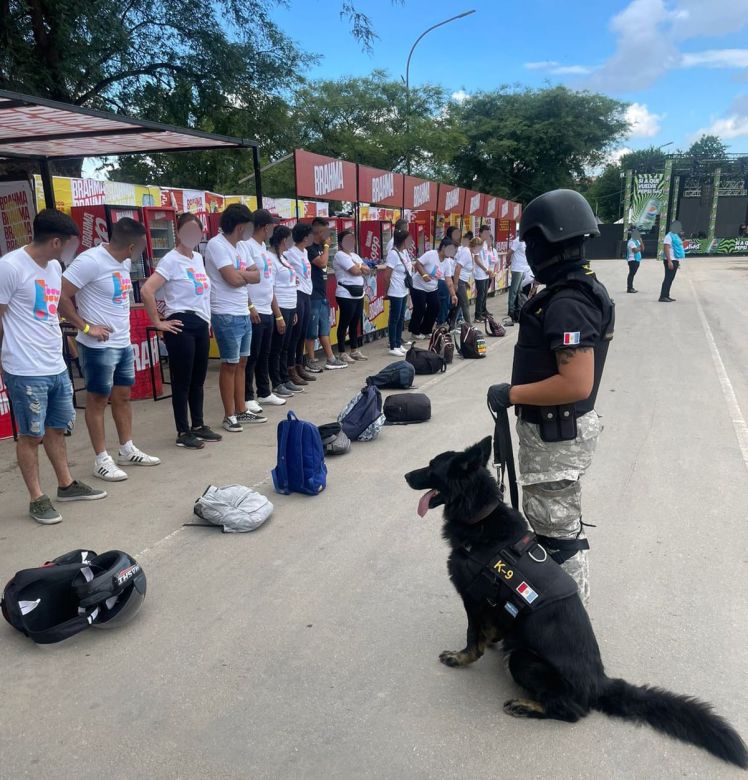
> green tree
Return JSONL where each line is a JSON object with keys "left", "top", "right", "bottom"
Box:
{"left": 448, "top": 86, "right": 629, "bottom": 203}
{"left": 687, "top": 134, "right": 728, "bottom": 160}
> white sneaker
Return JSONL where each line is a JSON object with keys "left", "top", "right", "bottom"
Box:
{"left": 258, "top": 393, "right": 287, "bottom": 406}
{"left": 117, "top": 447, "right": 161, "bottom": 467}
{"left": 388, "top": 348, "right": 403, "bottom": 357}
{"left": 245, "top": 400, "right": 263, "bottom": 415}
{"left": 396, "top": 347, "right": 408, "bottom": 356}
{"left": 93, "top": 455, "right": 128, "bottom": 482}
{"left": 401, "top": 340, "right": 412, "bottom": 347}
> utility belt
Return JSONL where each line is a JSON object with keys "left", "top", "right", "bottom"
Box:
{"left": 517, "top": 402, "right": 593, "bottom": 442}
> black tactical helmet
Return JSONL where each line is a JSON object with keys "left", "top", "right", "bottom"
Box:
{"left": 520, "top": 189, "right": 600, "bottom": 243}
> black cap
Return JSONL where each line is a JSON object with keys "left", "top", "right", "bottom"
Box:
{"left": 252, "top": 209, "right": 280, "bottom": 228}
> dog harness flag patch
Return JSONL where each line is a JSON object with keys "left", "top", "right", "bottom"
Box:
{"left": 517, "top": 581, "right": 538, "bottom": 603}
{"left": 563, "top": 331, "right": 581, "bottom": 346}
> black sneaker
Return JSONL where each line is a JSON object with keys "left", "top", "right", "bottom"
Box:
{"left": 176, "top": 432, "right": 205, "bottom": 449}
{"left": 658, "top": 296, "right": 673, "bottom": 302}
{"left": 191, "top": 425, "right": 223, "bottom": 442}
{"left": 56, "top": 480, "right": 107, "bottom": 502}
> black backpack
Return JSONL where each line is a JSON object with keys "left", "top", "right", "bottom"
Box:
{"left": 428, "top": 325, "right": 455, "bottom": 364}
{"left": 460, "top": 323, "right": 487, "bottom": 359}
{"left": 317, "top": 422, "right": 351, "bottom": 456}
{"left": 384, "top": 393, "right": 431, "bottom": 424}
{"left": 366, "top": 361, "right": 415, "bottom": 389}
{"left": 406, "top": 345, "right": 446, "bottom": 375}
{"left": 484, "top": 313, "right": 505, "bottom": 337}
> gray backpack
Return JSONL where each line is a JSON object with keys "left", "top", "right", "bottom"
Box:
{"left": 317, "top": 422, "right": 351, "bottom": 455}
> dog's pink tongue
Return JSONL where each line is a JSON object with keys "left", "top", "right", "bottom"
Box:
{"left": 417, "top": 490, "right": 437, "bottom": 517}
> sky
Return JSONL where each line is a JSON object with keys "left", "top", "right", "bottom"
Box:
{"left": 272, "top": 0, "right": 748, "bottom": 157}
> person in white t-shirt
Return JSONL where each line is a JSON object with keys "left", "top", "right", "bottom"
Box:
{"left": 506, "top": 235, "right": 529, "bottom": 321}
{"left": 625, "top": 231, "right": 643, "bottom": 294}
{"left": 268, "top": 225, "right": 303, "bottom": 395}
{"left": 474, "top": 225, "right": 494, "bottom": 321}
{"left": 435, "top": 237, "right": 459, "bottom": 325}
{"left": 203, "top": 204, "right": 261, "bottom": 432}
{"left": 383, "top": 228, "right": 413, "bottom": 356}
{"left": 410, "top": 242, "right": 447, "bottom": 339}
{"left": 283, "top": 222, "right": 316, "bottom": 385}
{"left": 61, "top": 217, "right": 161, "bottom": 482}
{"left": 0, "top": 210, "right": 106, "bottom": 524}
{"left": 243, "top": 208, "right": 287, "bottom": 409}
{"left": 141, "top": 212, "right": 223, "bottom": 449}
{"left": 334, "top": 229, "right": 371, "bottom": 361}
{"left": 453, "top": 231, "right": 474, "bottom": 325}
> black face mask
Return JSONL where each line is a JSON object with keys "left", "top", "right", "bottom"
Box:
{"left": 526, "top": 235, "right": 586, "bottom": 284}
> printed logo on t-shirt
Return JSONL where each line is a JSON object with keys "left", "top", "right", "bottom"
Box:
{"left": 33, "top": 279, "right": 61, "bottom": 320}
{"left": 262, "top": 252, "right": 273, "bottom": 279}
{"left": 111, "top": 271, "right": 132, "bottom": 304}
{"left": 186, "top": 268, "right": 209, "bottom": 295}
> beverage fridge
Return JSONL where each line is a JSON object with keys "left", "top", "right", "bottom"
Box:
{"left": 142, "top": 206, "right": 177, "bottom": 274}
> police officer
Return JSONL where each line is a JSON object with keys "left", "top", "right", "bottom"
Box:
{"left": 488, "top": 189, "right": 614, "bottom": 606}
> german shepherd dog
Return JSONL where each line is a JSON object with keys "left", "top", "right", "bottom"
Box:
{"left": 405, "top": 437, "right": 747, "bottom": 769}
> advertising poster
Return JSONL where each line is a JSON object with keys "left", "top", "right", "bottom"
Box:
{"left": 630, "top": 173, "right": 665, "bottom": 233}
{"left": 0, "top": 180, "right": 35, "bottom": 254}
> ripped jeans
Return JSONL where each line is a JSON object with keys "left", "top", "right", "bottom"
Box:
{"left": 3, "top": 370, "right": 75, "bottom": 437}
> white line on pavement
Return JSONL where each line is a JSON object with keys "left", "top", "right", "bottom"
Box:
{"left": 688, "top": 273, "right": 748, "bottom": 470}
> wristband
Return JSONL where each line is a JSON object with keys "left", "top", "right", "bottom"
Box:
{"left": 421, "top": 274, "right": 429, "bottom": 280}
{"left": 249, "top": 303, "right": 256, "bottom": 310}
{"left": 82, "top": 323, "right": 91, "bottom": 334}
{"left": 275, "top": 316, "right": 284, "bottom": 321}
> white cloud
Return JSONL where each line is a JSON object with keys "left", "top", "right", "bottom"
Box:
{"left": 524, "top": 61, "right": 593, "bottom": 75}
{"left": 450, "top": 89, "right": 469, "bottom": 103}
{"left": 587, "top": 0, "right": 748, "bottom": 92}
{"left": 625, "top": 102, "right": 664, "bottom": 137}
{"left": 681, "top": 49, "right": 748, "bottom": 69}
{"left": 608, "top": 146, "right": 634, "bottom": 165}
{"left": 692, "top": 92, "right": 748, "bottom": 140}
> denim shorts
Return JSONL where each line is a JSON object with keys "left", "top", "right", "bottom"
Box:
{"left": 211, "top": 313, "right": 252, "bottom": 364}
{"left": 78, "top": 343, "right": 136, "bottom": 396}
{"left": 4, "top": 370, "right": 75, "bottom": 437}
{"left": 307, "top": 298, "right": 331, "bottom": 339}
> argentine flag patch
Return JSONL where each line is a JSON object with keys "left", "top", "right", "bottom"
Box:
{"left": 563, "top": 331, "right": 581, "bottom": 346}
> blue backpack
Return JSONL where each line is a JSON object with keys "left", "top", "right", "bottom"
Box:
{"left": 272, "top": 412, "right": 327, "bottom": 496}
{"left": 338, "top": 384, "right": 385, "bottom": 441}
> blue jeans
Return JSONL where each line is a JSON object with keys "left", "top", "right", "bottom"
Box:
{"left": 388, "top": 295, "right": 407, "bottom": 349}
{"left": 4, "top": 370, "right": 75, "bottom": 437}
{"left": 78, "top": 344, "right": 135, "bottom": 396}
{"left": 437, "top": 280, "right": 451, "bottom": 324}
{"left": 211, "top": 313, "right": 252, "bottom": 364}
{"left": 307, "top": 297, "right": 331, "bottom": 339}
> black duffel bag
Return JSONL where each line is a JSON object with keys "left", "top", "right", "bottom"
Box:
{"left": 406, "top": 345, "right": 446, "bottom": 375}
{"left": 384, "top": 393, "right": 431, "bottom": 424}
{"left": 366, "top": 361, "right": 415, "bottom": 389}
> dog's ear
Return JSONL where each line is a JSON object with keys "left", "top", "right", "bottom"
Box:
{"left": 449, "top": 437, "right": 493, "bottom": 476}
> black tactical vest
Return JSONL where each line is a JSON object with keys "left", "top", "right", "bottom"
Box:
{"left": 511, "top": 267, "right": 615, "bottom": 429}
{"left": 459, "top": 533, "right": 578, "bottom": 619}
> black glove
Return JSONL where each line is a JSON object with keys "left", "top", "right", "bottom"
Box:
{"left": 487, "top": 383, "right": 513, "bottom": 411}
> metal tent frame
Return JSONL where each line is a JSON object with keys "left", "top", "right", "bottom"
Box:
{"left": 0, "top": 89, "right": 263, "bottom": 206}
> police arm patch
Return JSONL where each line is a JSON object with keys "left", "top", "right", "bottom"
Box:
{"left": 562, "top": 331, "right": 581, "bottom": 346}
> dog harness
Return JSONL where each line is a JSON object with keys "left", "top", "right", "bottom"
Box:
{"left": 458, "top": 533, "right": 578, "bottom": 619}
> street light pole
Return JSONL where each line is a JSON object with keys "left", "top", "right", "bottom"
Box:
{"left": 405, "top": 10, "right": 476, "bottom": 175}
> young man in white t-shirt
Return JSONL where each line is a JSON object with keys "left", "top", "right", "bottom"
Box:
{"left": 453, "top": 231, "right": 474, "bottom": 325}
{"left": 0, "top": 210, "right": 106, "bottom": 524}
{"left": 506, "top": 235, "right": 529, "bottom": 322}
{"left": 60, "top": 218, "right": 161, "bottom": 482}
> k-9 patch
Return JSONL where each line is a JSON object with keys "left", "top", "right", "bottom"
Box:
{"left": 562, "top": 331, "right": 580, "bottom": 346}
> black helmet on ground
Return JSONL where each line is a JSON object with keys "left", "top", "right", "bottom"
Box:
{"left": 519, "top": 189, "right": 599, "bottom": 283}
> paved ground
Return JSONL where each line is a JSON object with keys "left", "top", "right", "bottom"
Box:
{"left": 0, "top": 258, "right": 746, "bottom": 779}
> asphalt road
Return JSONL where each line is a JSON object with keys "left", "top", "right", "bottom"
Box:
{"left": 1, "top": 258, "right": 746, "bottom": 779}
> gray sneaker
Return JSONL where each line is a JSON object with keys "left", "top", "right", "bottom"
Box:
{"left": 305, "top": 359, "right": 324, "bottom": 374}
{"left": 56, "top": 480, "right": 108, "bottom": 502}
{"left": 283, "top": 380, "right": 304, "bottom": 393}
{"left": 29, "top": 495, "right": 63, "bottom": 525}
{"left": 273, "top": 384, "right": 294, "bottom": 398}
{"left": 325, "top": 356, "right": 348, "bottom": 370}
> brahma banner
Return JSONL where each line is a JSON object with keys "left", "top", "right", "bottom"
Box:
{"left": 0, "top": 180, "right": 35, "bottom": 255}
{"left": 484, "top": 195, "right": 499, "bottom": 219}
{"left": 358, "top": 165, "right": 403, "bottom": 207}
{"left": 294, "top": 149, "right": 357, "bottom": 202}
{"left": 438, "top": 184, "right": 464, "bottom": 215}
{"left": 404, "top": 176, "right": 438, "bottom": 211}
{"left": 465, "top": 190, "right": 483, "bottom": 218}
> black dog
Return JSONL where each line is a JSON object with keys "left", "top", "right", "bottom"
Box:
{"left": 405, "top": 437, "right": 747, "bottom": 769}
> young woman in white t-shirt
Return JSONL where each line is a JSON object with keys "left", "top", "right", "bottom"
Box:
{"left": 268, "top": 225, "right": 302, "bottom": 394}
{"left": 409, "top": 241, "right": 450, "bottom": 339}
{"left": 383, "top": 228, "right": 414, "bottom": 356}
{"left": 333, "top": 229, "right": 371, "bottom": 362}
{"left": 453, "top": 231, "right": 474, "bottom": 325}
{"left": 141, "top": 212, "right": 222, "bottom": 449}
{"left": 283, "top": 221, "right": 316, "bottom": 382}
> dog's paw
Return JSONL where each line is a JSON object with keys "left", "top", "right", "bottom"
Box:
{"left": 439, "top": 650, "right": 467, "bottom": 668}
{"left": 503, "top": 698, "right": 546, "bottom": 718}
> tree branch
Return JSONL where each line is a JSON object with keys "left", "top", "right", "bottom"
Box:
{"left": 74, "top": 62, "right": 193, "bottom": 105}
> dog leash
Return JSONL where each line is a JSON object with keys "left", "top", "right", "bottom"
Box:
{"left": 486, "top": 391, "right": 519, "bottom": 510}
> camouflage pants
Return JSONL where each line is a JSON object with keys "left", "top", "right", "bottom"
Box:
{"left": 516, "top": 411, "right": 601, "bottom": 606}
